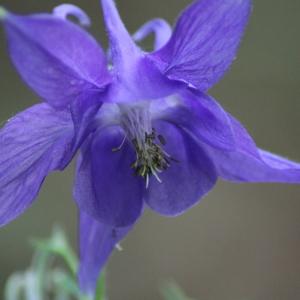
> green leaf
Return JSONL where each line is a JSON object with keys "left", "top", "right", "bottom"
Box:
{"left": 5, "top": 270, "right": 44, "bottom": 300}
{"left": 31, "top": 226, "right": 78, "bottom": 275}
{"left": 95, "top": 272, "right": 106, "bottom": 300}
{"left": 161, "top": 281, "right": 194, "bottom": 300}
{"left": 4, "top": 273, "right": 26, "bottom": 300}
{"left": 4, "top": 226, "right": 103, "bottom": 300}
{"left": 51, "top": 269, "right": 84, "bottom": 298}
{"left": 0, "top": 6, "right": 7, "bottom": 20}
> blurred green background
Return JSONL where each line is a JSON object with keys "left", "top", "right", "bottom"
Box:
{"left": 0, "top": 0, "right": 300, "bottom": 299}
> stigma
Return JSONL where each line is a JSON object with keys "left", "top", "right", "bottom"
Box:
{"left": 117, "top": 103, "right": 177, "bottom": 187}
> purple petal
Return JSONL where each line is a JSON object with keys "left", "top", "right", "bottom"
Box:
{"left": 99, "top": 1, "right": 180, "bottom": 103}
{"left": 53, "top": 4, "right": 91, "bottom": 27}
{"left": 0, "top": 104, "right": 73, "bottom": 226}
{"left": 150, "top": 0, "right": 252, "bottom": 91}
{"left": 203, "top": 114, "right": 300, "bottom": 183}
{"left": 145, "top": 120, "right": 217, "bottom": 216}
{"left": 103, "top": 55, "right": 182, "bottom": 103}
{"left": 153, "top": 90, "right": 235, "bottom": 151}
{"left": 100, "top": 0, "right": 141, "bottom": 73}
{"left": 74, "top": 126, "right": 144, "bottom": 227}
{"left": 133, "top": 19, "right": 172, "bottom": 50}
{"left": 1, "top": 10, "right": 111, "bottom": 108}
{"left": 78, "top": 212, "right": 133, "bottom": 295}
{"left": 63, "top": 92, "right": 104, "bottom": 167}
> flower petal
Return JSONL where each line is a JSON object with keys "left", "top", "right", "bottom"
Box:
{"left": 133, "top": 18, "right": 172, "bottom": 50}
{"left": 152, "top": 90, "right": 235, "bottom": 151}
{"left": 145, "top": 120, "right": 217, "bottom": 216}
{"left": 74, "top": 126, "right": 144, "bottom": 227}
{"left": 100, "top": 0, "right": 141, "bottom": 73}
{"left": 78, "top": 212, "right": 132, "bottom": 295}
{"left": 53, "top": 4, "right": 91, "bottom": 27}
{"left": 0, "top": 104, "right": 74, "bottom": 226}
{"left": 203, "top": 114, "right": 300, "bottom": 183}
{"left": 99, "top": 1, "right": 179, "bottom": 103}
{"left": 1, "top": 10, "right": 111, "bottom": 108}
{"left": 150, "top": 0, "right": 252, "bottom": 91}
{"left": 64, "top": 92, "right": 104, "bottom": 167}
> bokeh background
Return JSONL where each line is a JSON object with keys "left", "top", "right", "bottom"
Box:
{"left": 0, "top": 0, "right": 300, "bottom": 299}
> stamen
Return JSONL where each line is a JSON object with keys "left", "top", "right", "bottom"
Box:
{"left": 145, "top": 174, "right": 150, "bottom": 189}
{"left": 112, "top": 135, "right": 127, "bottom": 152}
{"left": 150, "top": 166, "right": 162, "bottom": 183}
{"left": 130, "top": 129, "right": 177, "bottom": 184}
{"left": 118, "top": 104, "right": 178, "bottom": 185}
{"left": 158, "top": 134, "right": 166, "bottom": 145}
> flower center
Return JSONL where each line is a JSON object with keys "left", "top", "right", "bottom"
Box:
{"left": 117, "top": 104, "right": 177, "bottom": 186}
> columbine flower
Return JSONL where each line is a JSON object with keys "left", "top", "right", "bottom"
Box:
{"left": 1, "top": 0, "right": 300, "bottom": 296}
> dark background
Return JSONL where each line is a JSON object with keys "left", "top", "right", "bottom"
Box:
{"left": 0, "top": 0, "right": 300, "bottom": 299}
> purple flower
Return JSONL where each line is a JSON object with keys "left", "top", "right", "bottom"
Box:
{"left": 1, "top": 0, "right": 300, "bottom": 296}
